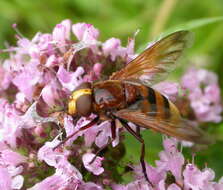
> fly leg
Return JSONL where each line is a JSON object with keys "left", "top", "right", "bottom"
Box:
{"left": 54, "top": 116, "right": 100, "bottom": 150}
{"left": 136, "top": 125, "right": 141, "bottom": 137}
{"left": 118, "top": 118, "right": 153, "bottom": 187}
{"left": 89, "top": 120, "right": 116, "bottom": 164}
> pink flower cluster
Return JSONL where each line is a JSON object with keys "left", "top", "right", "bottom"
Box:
{"left": 181, "top": 68, "right": 222, "bottom": 123}
{"left": 0, "top": 19, "right": 222, "bottom": 189}
{"left": 113, "top": 138, "right": 223, "bottom": 190}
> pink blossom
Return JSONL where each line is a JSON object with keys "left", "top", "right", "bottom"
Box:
{"left": 41, "top": 80, "right": 63, "bottom": 107}
{"left": 181, "top": 68, "right": 222, "bottom": 123}
{"left": 37, "top": 137, "right": 70, "bottom": 168}
{"left": 0, "top": 102, "right": 23, "bottom": 147}
{"left": 45, "top": 54, "right": 58, "bottom": 67}
{"left": 37, "top": 33, "right": 54, "bottom": 54}
{"left": 93, "top": 63, "right": 103, "bottom": 77}
{"left": 52, "top": 19, "right": 71, "bottom": 44}
{"left": 72, "top": 23, "right": 99, "bottom": 43}
{"left": 125, "top": 37, "right": 135, "bottom": 62}
{"left": 28, "top": 173, "right": 81, "bottom": 190}
{"left": 102, "top": 38, "right": 127, "bottom": 61}
{"left": 11, "top": 175, "right": 24, "bottom": 189}
{"left": 0, "top": 149, "right": 25, "bottom": 190}
{"left": 156, "top": 138, "right": 184, "bottom": 182}
{"left": 134, "top": 164, "right": 164, "bottom": 186}
{"left": 153, "top": 82, "right": 179, "bottom": 101}
{"left": 82, "top": 153, "right": 104, "bottom": 175}
{"left": 112, "top": 180, "right": 151, "bottom": 190}
{"left": 0, "top": 66, "right": 11, "bottom": 90}
{"left": 16, "top": 37, "right": 40, "bottom": 58}
{"left": 0, "top": 149, "right": 27, "bottom": 166}
{"left": 64, "top": 115, "right": 118, "bottom": 148}
{"left": 0, "top": 167, "right": 12, "bottom": 190}
{"left": 29, "top": 158, "right": 83, "bottom": 190}
{"left": 181, "top": 68, "right": 201, "bottom": 90}
{"left": 63, "top": 114, "right": 98, "bottom": 146}
{"left": 57, "top": 65, "right": 84, "bottom": 91}
{"left": 12, "top": 61, "right": 42, "bottom": 101}
{"left": 158, "top": 180, "right": 181, "bottom": 190}
{"left": 80, "top": 182, "right": 104, "bottom": 190}
{"left": 183, "top": 164, "right": 215, "bottom": 190}
{"left": 94, "top": 121, "right": 112, "bottom": 147}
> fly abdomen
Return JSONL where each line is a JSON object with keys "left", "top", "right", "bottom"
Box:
{"left": 146, "top": 87, "right": 181, "bottom": 123}
{"left": 147, "top": 87, "right": 157, "bottom": 115}
{"left": 161, "top": 94, "right": 171, "bottom": 119}
{"left": 141, "top": 86, "right": 172, "bottom": 120}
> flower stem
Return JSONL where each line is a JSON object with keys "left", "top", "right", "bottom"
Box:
{"left": 149, "top": 0, "right": 178, "bottom": 39}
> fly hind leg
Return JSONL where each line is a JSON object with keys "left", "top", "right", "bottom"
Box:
{"left": 118, "top": 118, "right": 153, "bottom": 187}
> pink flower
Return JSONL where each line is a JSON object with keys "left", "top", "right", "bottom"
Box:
{"left": 102, "top": 38, "right": 130, "bottom": 61}
{"left": 29, "top": 157, "right": 83, "bottom": 190}
{"left": 93, "top": 63, "right": 103, "bottom": 77}
{"left": 94, "top": 121, "right": 112, "bottom": 147}
{"left": 45, "top": 55, "right": 58, "bottom": 67}
{"left": 181, "top": 68, "right": 222, "bottom": 123}
{"left": 41, "top": 80, "right": 64, "bottom": 107}
{"left": 0, "top": 167, "right": 12, "bottom": 190}
{"left": 28, "top": 172, "right": 81, "bottom": 190}
{"left": 112, "top": 180, "right": 150, "bottom": 190}
{"left": 64, "top": 115, "right": 119, "bottom": 148}
{"left": 0, "top": 66, "right": 11, "bottom": 90}
{"left": 72, "top": 23, "right": 99, "bottom": 43}
{"left": 12, "top": 61, "right": 42, "bottom": 101}
{"left": 183, "top": 164, "right": 215, "bottom": 190}
{"left": 181, "top": 68, "right": 200, "bottom": 90}
{"left": 80, "top": 182, "right": 104, "bottom": 190}
{"left": 57, "top": 65, "right": 84, "bottom": 91}
{"left": 153, "top": 82, "right": 179, "bottom": 101}
{"left": 0, "top": 102, "right": 23, "bottom": 147}
{"left": 125, "top": 37, "right": 135, "bottom": 62}
{"left": 16, "top": 36, "right": 40, "bottom": 58}
{"left": 37, "top": 33, "right": 54, "bottom": 54}
{"left": 158, "top": 180, "right": 181, "bottom": 190}
{"left": 0, "top": 149, "right": 27, "bottom": 166}
{"left": 52, "top": 19, "right": 71, "bottom": 44}
{"left": 134, "top": 164, "right": 164, "bottom": 186}
{"left": 0, "top": 147, "right": 26, "bottom": 190}
{"left": 82, "top": 153, "right": 104, "bottom": 175}
{"left": 156, "top": 138, "right": 184, "bottom": 182}
{"left": 37, "top": 137, "right": 70, "bottom": 168}
{"left": 63, "top": 114, "right": 98, "bottom": 146}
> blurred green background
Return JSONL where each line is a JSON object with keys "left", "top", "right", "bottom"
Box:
{"left": 0, "top": 0, "right": 223, "bottom": 180}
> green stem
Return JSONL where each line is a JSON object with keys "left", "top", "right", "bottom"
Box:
{"left": 149, "top": 0, "right": 178, "bottom": 39}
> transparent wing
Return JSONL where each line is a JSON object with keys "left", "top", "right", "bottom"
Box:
{"left": 114, "top": 109, "right": 213, "bottom": 144}
{"left": 110, "top": 31, "right": 193, "bottom": 86}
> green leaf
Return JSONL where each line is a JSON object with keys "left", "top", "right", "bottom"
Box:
{"left": 137, "top": 16, "right": 223, "bottom": 53}
{"left": 163, "top": 16, "right": 223, "bottom": 36}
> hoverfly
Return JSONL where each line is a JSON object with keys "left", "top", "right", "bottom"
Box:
{"left": 56, "top": 31, "right": 213, "bottom": 185}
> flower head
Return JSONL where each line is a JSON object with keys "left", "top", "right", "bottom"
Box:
{"left": 181, "top": 68, "right": 222, "bottom": 123}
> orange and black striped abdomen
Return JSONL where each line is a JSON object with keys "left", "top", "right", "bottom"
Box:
{"left": 136, "top": 85, "right": 180, "bottom": 122}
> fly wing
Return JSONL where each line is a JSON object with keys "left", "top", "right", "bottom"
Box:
{"left": 114, "top": 109, "right": 214, "bottom": 144}
{"left": 110, "top": 31, "right": 193, "bottom": 86}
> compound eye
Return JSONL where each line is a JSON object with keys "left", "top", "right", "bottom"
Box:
{"left": 76, "top": 93, "right": 92, "bottom": 117}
